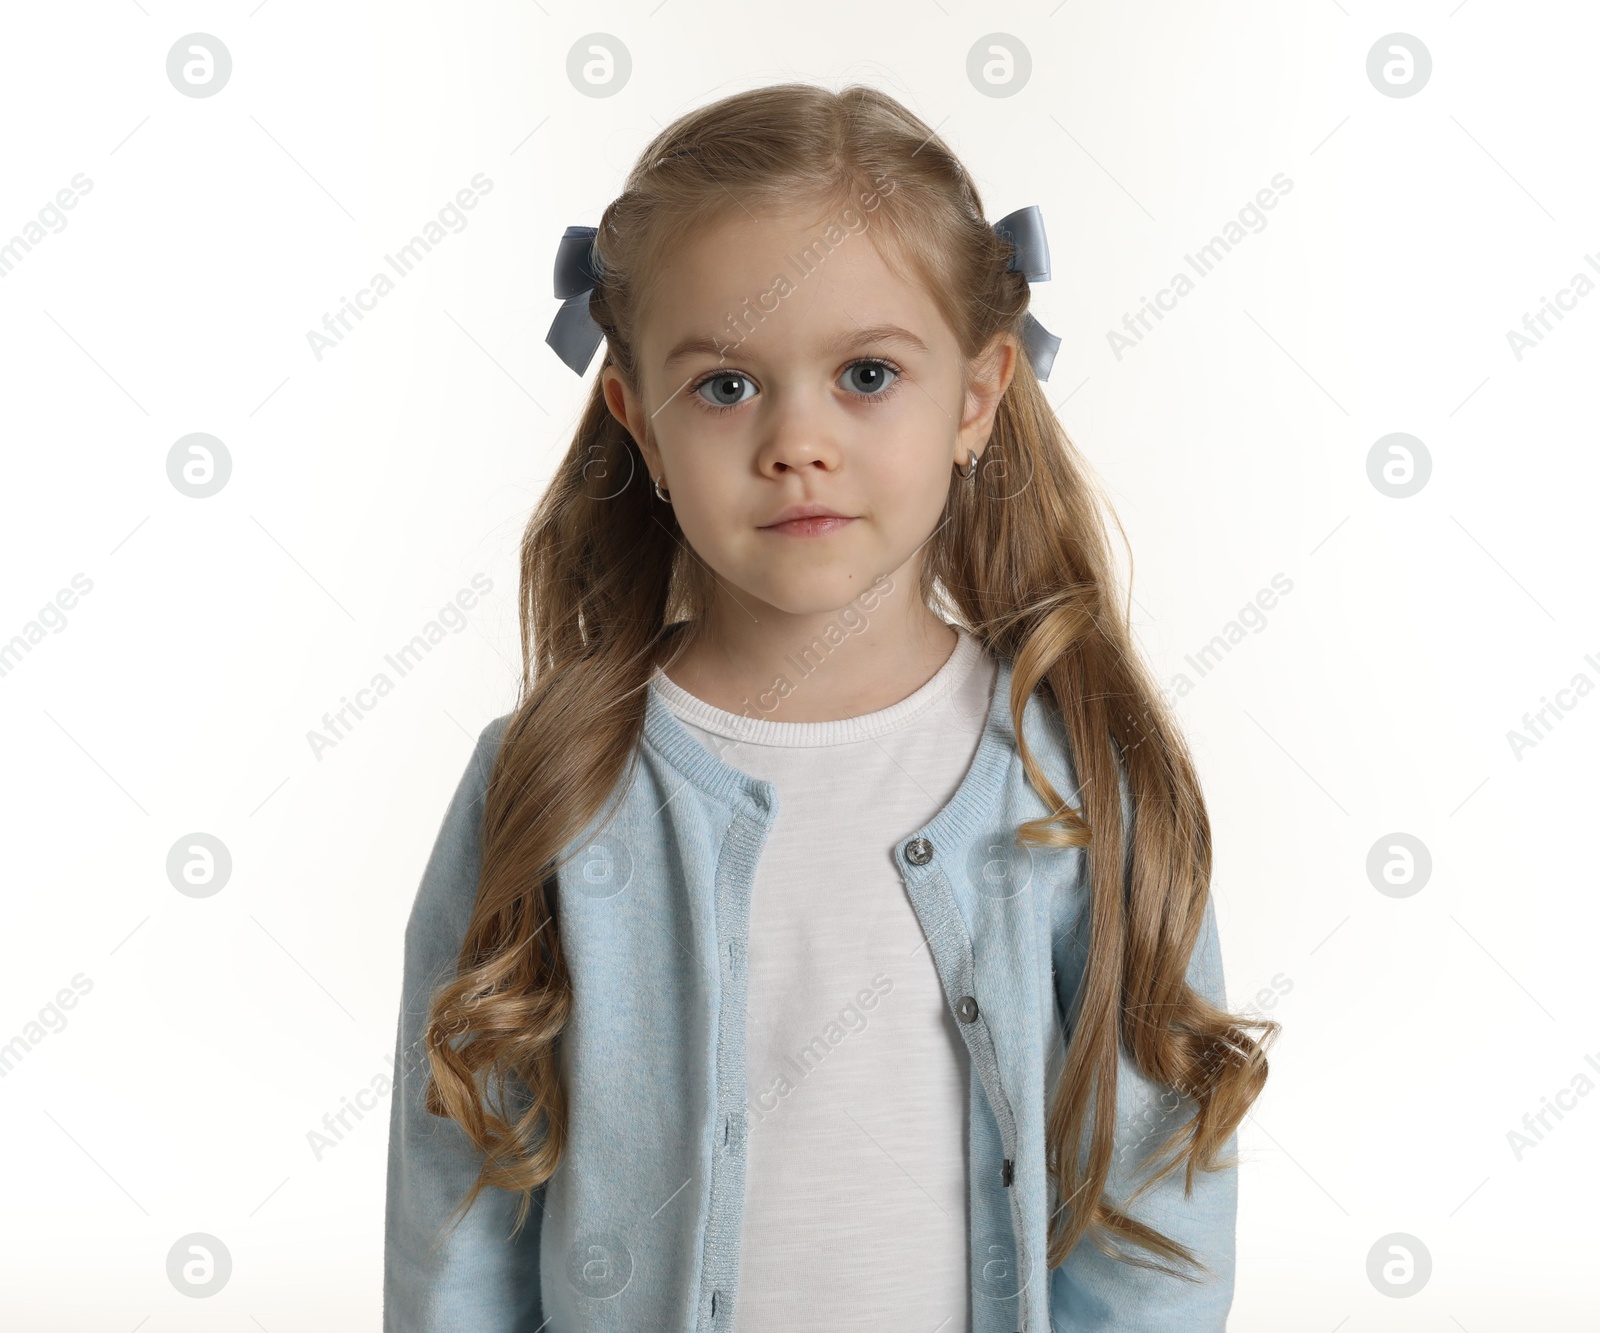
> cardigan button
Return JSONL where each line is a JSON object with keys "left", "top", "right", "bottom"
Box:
{"left": 905, "top": 836, "right": 934, "bottom": 865}
{"left": 955, "top": 995, "right": 979, "bottom": 1023}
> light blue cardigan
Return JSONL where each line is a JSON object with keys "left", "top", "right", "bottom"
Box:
{"left": 384, "top": 648, "right": 1237, "bottom": 1331}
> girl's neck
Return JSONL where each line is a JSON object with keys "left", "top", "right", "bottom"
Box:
{"left": 658, "top": 610, "right": 961, "bottom": 723}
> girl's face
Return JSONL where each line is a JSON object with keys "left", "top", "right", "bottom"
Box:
{"left": 601, "top": 207, "right": 1015, "bottom": 621}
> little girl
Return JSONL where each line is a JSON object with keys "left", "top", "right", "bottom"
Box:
{"left": 384, "top": 83, "right": 1276, "bottom": 1333}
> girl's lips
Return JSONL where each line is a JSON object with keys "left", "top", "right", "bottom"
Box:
{"left": 760, "top": 516, "right": 856, "bottom": 537}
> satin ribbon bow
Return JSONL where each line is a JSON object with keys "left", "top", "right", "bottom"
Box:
{"left": 545, "top": 204, "right": 1059, "bottom": 382}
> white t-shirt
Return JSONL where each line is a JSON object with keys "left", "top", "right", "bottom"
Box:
{"left": 649, "top": 624, "right": 998, "bottom": 1332}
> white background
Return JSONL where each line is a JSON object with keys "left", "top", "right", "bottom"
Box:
{"left": 1, "top": 2, "right": 1595, "bottom": 1329}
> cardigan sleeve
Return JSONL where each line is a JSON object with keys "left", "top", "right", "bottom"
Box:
{"left": 1047, "top": 755, "right": 1238, "bottom": 1331}
{"left": 382, "top": 716, "right": 546, "bottom": 1333}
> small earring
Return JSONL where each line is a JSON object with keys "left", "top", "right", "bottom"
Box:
{"left": 954, "top": 450, "right": 977, "bottom": 480}
{"left": 653, "top": 475, "right": 671, "bottom": 503}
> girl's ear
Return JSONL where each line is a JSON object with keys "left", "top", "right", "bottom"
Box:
{"left": 599, "top": 365, "right": 634, "bottom": 437}
{"left": 957, "top": 332, "right": 1019, "bottom": 463}
{"left": 601, "top": 366, "right": 661, "bottom": 474}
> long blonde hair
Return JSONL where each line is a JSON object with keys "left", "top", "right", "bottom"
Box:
{"left": 421, "top": 81, "right": 1277, "bottom": 1277}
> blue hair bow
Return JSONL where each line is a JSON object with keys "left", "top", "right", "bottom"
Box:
{"left": 545, "top": 203, "right": 1060, "bottom": 382}
{"left": 545, "top": 225, "right": 606, "bottom": 378}
{"left": 989, "top": 204, "right": 1062, "bottom": 383}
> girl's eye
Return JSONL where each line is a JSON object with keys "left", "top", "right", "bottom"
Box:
{"left": 687, "top": 358, "right": 904, "bottom": 416}
{"left": 840, "top": 358, "right": 900, "bottom": 397}
{"left": 692, "top": 371, "right": 756, "bottom": 413}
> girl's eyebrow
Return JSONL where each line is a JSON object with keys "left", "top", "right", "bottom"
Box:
{"left": 663, "top": 322, "right": 929, "bottom": 368}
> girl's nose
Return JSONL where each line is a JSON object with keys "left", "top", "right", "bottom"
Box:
{"left": 758, "top": 384, "right": 844, "bottom": 473}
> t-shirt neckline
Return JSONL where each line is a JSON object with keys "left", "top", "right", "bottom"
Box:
{"left": 648, "top": 624, "right": 985, "bottom": 748}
